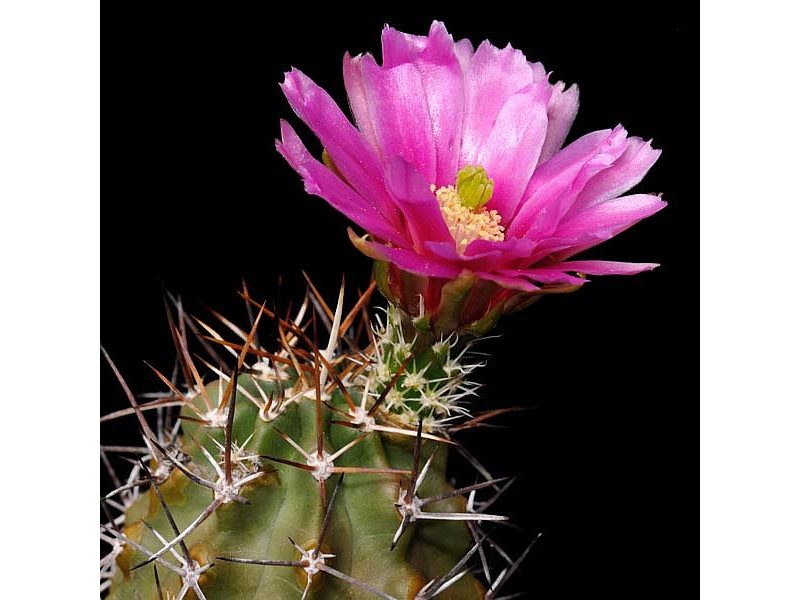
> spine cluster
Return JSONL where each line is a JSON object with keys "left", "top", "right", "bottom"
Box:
{"left": 363, "top": 305, "right": 483, "bottom": 431}
{"left": 100, "top": 283, "right": 536, "bottom": 599}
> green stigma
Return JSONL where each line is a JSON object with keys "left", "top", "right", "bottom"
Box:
{"left": 456, "top": 165, "right": 494, "bottom": 209}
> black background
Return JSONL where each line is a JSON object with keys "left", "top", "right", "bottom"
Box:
{"left": 103, "top": 8, "right": 697, "bottom": 597}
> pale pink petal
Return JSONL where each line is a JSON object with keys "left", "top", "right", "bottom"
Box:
{"left": 538, "top": 81, "right": 580, "bottom": 164}
{"left": 281, "top": 68, "right": 399, "bottom": 226}
{"left": 527, "top": 61, "right": 549, "bottom": 82}
{"left": 453, "top": 38, "right": 474, "bottom": 73}
{"left": 276, "top": 121, "right": 406, "bottom": 247}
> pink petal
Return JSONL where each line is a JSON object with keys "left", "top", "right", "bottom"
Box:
{"left": 538, "top": 81, "right": 580, "bottom": 165}
{"left": 381, "top": 27, "right": 428, "bottom": 66}
{"left": 384, "top": 157, "right": 453, "bottom": 251}
{"left": 424, "top": 237, "right": 536, "bottom": 271}
{"left": 550, "top": 193, "right": 667, "bottom": 259}
{"left": 527, "top": 61, "right": 549, "bottom": 82}
{"left": 424, "top": 240, "right": 497, "bottom": 264}
{"left": 276, "top": 121, "right": 406, "bottom": 247}
{"left": 522, "top": 193, "right": 666, "bottom": 264}
{"left": 465, "top": 237, "right": 536, "bottom": 260}
{"left": 453, "top": 38, "right": 474, "bottom": 73}
{"left": 342, "top": 53, "right": 380, "bottom": 151}
{"left": 375, "top": 21, "right": 465, "bottom": 185}
{"left": 569, "top": 137, "right": 661, "bottom": 213}
{"left": 381, "top": 21, "right": 449, "bottom": 67}
{"left": 555, "top": 193, "right": 666, "bottom": 238}
{"left": 347, "top": 228, "right": 462, "bottom": 279}
{"left": 280, "top": 68, "right": 400, "bottom": 227}
{"left": 558, "top": 260, "right": 660, "bottom": 275}
{"left": 477, "top": 270, "right": 541, "bottom": 292}
{"left": 477, "top": 79, "right": 551, "bottom": 218}
{"left": 359, "top": 55, "right": 437, "bottom": 184}
{"left": 509, "top": 266, "right": 588, "bottom": 286}
{"left": 508, "top": 125, "right": 629, "bottom": 238}
{"left": 460, "top": 41, "right": 540, "bottom": 163}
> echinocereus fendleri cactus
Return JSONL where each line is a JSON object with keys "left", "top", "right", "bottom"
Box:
{"left": 101, "top": 20, "right": 663, "bottom": 599}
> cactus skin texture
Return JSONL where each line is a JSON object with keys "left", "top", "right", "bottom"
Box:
{"left": 101, "top": 288, "right": 520, "bottom": 599}
{"left": 109, "top": 377, "right": 480, "bottom": 599}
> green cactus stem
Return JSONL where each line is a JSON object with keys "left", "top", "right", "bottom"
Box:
{"left": 101, "top": 284, "right": 529, "bottom": 599}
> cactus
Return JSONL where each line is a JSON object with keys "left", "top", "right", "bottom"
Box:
{"left": 101, "top": 18, "right": 666, "bottom": 596}
{"left": 101, "top": 284, "right": 532, "bottom": 599}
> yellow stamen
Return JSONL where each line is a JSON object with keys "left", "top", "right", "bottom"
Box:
{"left": 433, "top": 168, "right": 505, "bottom": 252}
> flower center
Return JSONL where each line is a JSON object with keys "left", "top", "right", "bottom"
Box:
{"left": 434, "top": 165, "right": 504, "bottom": 251}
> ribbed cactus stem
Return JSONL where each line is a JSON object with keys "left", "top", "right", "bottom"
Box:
{"left": 365, "top": 306, "right": 480, "bottom": 432}
{"left": 101, "top": 287, "right": 525, "bottom": 599}
{"left": 107, "top": 372, "right": 484, "bottom": 598}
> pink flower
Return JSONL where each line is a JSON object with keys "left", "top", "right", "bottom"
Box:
{"left": 277, "top": 21, "right": 665, "bottom": 334}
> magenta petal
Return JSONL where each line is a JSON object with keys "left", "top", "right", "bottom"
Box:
{"left": 538, "top": 81, "right": 580, "bottom": 165}
{"left": 281, "top": 68, "right": 399, "bottom": 226}
{"left": 477, "top": 270, "right": 541, "bottom": 292}
{"left": 464, "top": 237, "right": 536, "bottom": 260}
{"left": 348, "top": 228, "right": 462, "bottom": 279}
{"left": 384, "top": 157, "right": 453, "bottom": 251}
{"left": 280, "top": 23, "right": 664, "bottom": 301}
{"left": 559, "top": 260, "right": 659, "bottom": 275}
{"left": 478, "top": 80, "right": 551, "bottom": 218}
{"left": 424, "top": 240, "right": 500, "bottom": 265}
{"left": 508, "top": 266, "right": 588, "bottom": 286}
{"left": 570, "top": 137, "right": 661, "bottom": 213}
{"left": 523, "top": 236, "right": 582, "bottom": 265}
{"left": 424, "top": 237, "right": 535, "bottom": 271}
{"left": 508, "top": 125, "right": 629, "bottom": 238}
{"left": 276, "top": 122, "right": 407, "bottom": 248}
